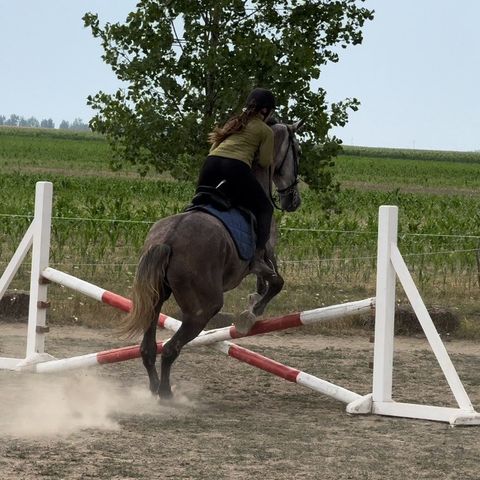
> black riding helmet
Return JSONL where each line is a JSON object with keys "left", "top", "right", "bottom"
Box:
{"left": 245, "top": 88, "right": 276, "bottom": 113}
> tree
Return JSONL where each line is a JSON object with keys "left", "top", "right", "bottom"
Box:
{"left": 27, "top": 117, "right": 40, "bottom": 128}
{"left": 40, "top": 119, "right": 55, "bottom": 129}
{"left": 59, "top": 120, "right": 70, "bottom": 129}
{"left": 17, "top": 116, "right": 40, "bottom": 128}
{"left": 5, "top": 114, "right": 20, "bottom": 126}
{"left": 70, "top": 118, "right": 90, "bottom": 131}
{"left": 84, "top": 0, "right": 373, "bottom": 197}
{"left": 0, "top": 115, "right": 4, "bottom": 126}
{"left": 18, "top": 117, "right": 29, "bottom": 127}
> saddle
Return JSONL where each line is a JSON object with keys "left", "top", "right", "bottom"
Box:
{"left": 190, "top": 184, "right": 233, "bottom": 211}
{"left": 185, "top": 183, "right": 256, "bottom": 261}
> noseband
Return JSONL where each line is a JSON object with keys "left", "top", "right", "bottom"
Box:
{"left": 270, "top": 127, "right": 300, "bottom": 211}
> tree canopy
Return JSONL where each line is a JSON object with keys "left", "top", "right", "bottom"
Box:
{"left": 84, "top": 0, "right": 373, "bottom": 201}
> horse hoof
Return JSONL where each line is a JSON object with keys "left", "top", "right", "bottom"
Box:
{"left": 158, "top": 384, "right": 173, "bottom": 400}
{"left": 235, "top": 310, "right": 257, "bottom": 335}
{"left": 150, "top": 385, "right": 160, "bottom": 396}
{"left": 159, "top": 390, "right": 173, "bottom": 400}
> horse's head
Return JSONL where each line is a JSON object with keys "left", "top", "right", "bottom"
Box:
{"left": 270, "top": 120, "right": 304, "bottom": 212}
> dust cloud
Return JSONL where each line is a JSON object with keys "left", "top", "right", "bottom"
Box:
{"left": 0, "top": 371, "right": 196, "bottom": 438}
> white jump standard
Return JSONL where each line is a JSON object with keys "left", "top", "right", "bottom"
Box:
{"left": 0, "top": 181, "right": 479, "bottom": 426}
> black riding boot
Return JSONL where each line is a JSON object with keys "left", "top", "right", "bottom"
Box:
{"left": 250, "top": 248, "right": 276, "bottom": 277}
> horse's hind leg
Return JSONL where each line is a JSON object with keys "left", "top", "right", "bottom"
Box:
{"left": 140, "top": 317, "right": 161, "bottom": 394}
{"left": 140, "top": 289, "right": 171, "bottom": 394}
{"left": 159, "top": 290, "right": 223, "bottom": 399}
{"left": 158, "top": 320, "right": 207, "bottom": 398}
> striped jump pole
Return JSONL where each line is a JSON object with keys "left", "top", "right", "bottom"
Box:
{"left": 34, "top": 267, "right": 371, "bottom": 404}
{"left": 22, "top": 308, "right": 362, "bottom": 405}
{"left": 158, "top": 297, "right": 374, "bottom": 343}
{"left": 41, "top": 267, "right": 374, "bottom": 342}
{"left": 22, "top": 323, "right": 362, "bottom": 404}
{"left": 42, "top": 267, "right": 132, "bottom": 313}
{"left": 163, "top": 315, "right": 363, "bottom": 404}
{"left": 21, "top": 338, "right": 164, "bottom": 373}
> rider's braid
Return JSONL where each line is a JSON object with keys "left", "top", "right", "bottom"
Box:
{"left": 208, "top": 106, "right": 258, "bottom": 146}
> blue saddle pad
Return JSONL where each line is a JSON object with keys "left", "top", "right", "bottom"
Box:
{"left": 191, "top": 205, "right": 256, "bottom": 261}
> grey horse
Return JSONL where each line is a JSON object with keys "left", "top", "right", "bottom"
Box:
{"left": 123, "top": 120, "right": 304, "bottom": 398}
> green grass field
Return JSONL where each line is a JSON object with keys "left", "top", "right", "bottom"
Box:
{"left": 1, "top": 126, "right": 479, "bottom": 334}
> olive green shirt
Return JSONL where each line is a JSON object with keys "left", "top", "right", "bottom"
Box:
{"left": 209, "top": 117, "right": 274, "bottom": 168}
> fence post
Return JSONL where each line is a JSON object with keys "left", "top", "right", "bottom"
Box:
{"left": 26, "top": 182, "right": 53, "bottom": 357}
{"left": 372, "top": 205, "right": 398, "bottom": 402}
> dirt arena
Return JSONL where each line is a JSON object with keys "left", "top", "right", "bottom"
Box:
{"left": 1, "top": 323, "right": 480, "bottom": 480}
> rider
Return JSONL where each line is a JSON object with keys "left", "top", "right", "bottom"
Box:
{"left": 197, "top": 87, "right": 276, "bottom": 275}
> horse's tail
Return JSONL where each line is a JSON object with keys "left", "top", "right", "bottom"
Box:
{"left": 122, "top": 244, "right": 171, "bottom": 338}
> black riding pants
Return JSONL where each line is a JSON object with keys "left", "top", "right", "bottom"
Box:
{"left": 197, "top": 155, "right": 273, "bottom": 249}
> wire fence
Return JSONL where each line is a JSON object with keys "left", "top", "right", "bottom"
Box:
{"left": 1, "top": 207, "right": 477, "bottom": 322}
{"left": 0, "top": 212, "right": 479, "bottom": 273}
{"left": 0, "top": 212, "right": 479, "bottom": 240}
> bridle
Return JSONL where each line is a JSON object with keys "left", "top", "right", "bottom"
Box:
{"left": 269, "top": 126, "right": 300, "bottom": 211}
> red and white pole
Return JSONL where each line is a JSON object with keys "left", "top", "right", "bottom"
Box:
{"left": 28, "top": 310, "right": 361, "bottom": 404}
{"left": 33, "top": 268, "right": 371, "bottom": 403}
{"left": 42, "top": 267, "right": 132, "bottom": 313}
{"left": 42, "top": 267, "right": 374, "bottom": 342}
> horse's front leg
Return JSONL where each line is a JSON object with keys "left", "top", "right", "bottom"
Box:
{"left": 251, "top": 246, "right": 285, "bottom": 316}
{"left": 251, "top": 267, "right": 284, "bottom": 316}
{"left": 236, "top": 252, "right": 284, "bottom": 334}
{"left": 256, "top": 275, "right": 268, "bottom": 296}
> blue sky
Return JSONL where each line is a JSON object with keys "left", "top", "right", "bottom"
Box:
{"left": 0, "top": 1, "right": 478, "bottom": 151}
